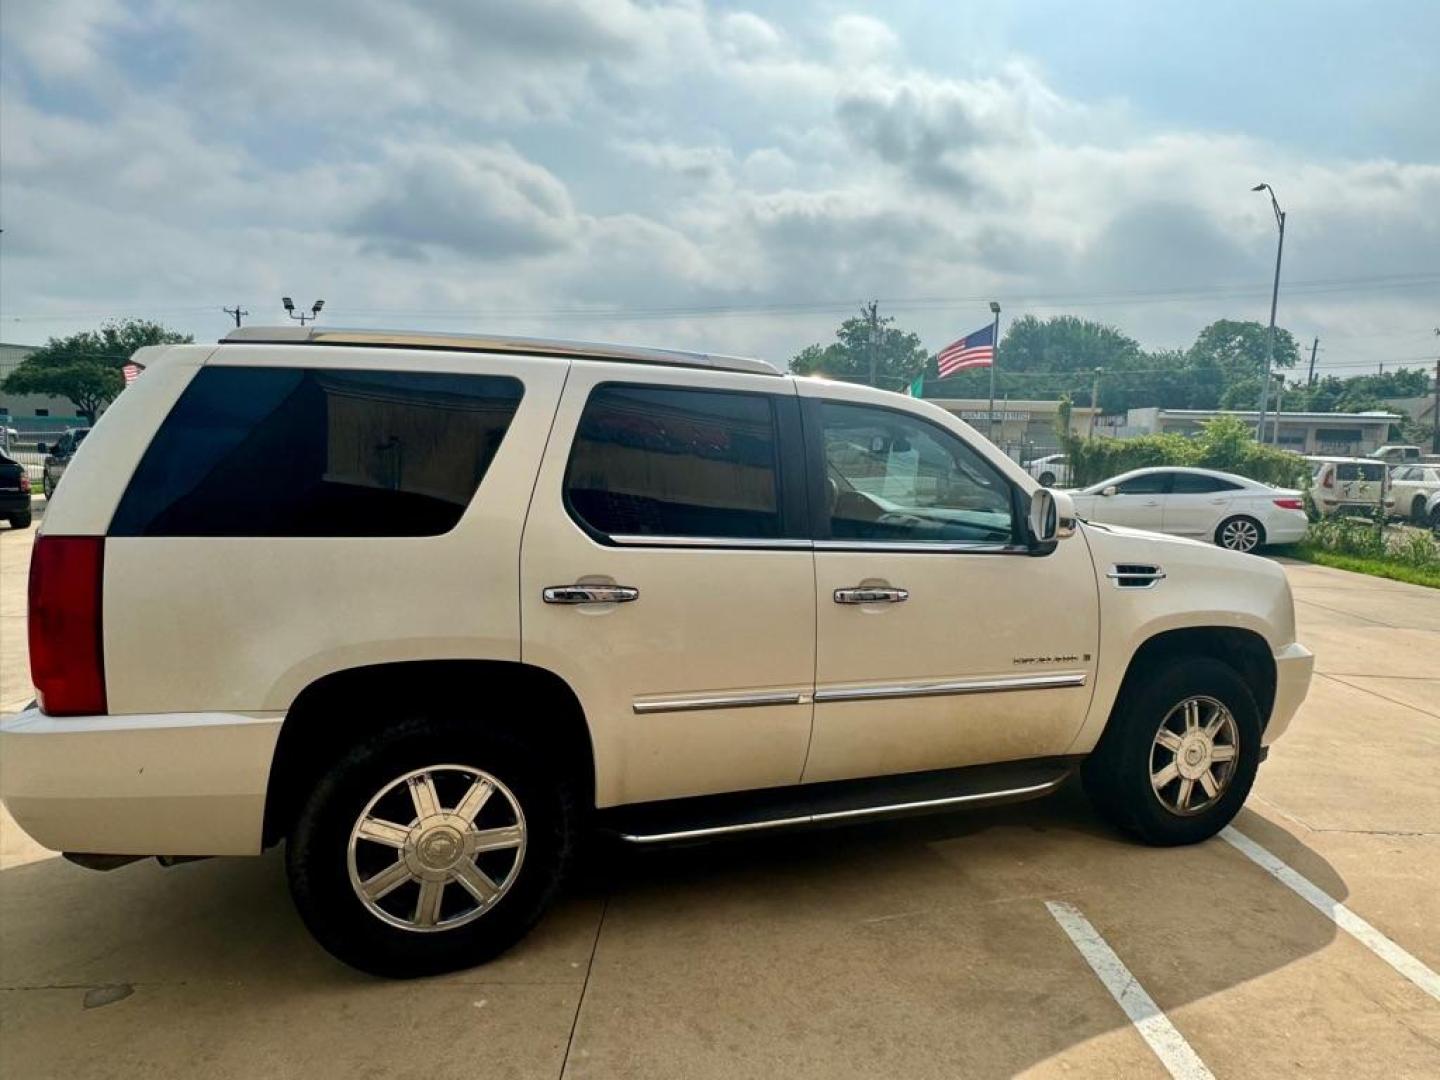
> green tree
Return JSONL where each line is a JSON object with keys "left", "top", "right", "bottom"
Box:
{"left": 789, "top": 304, "right": 929, "bottom": 388}
{"left": 1188, "top": 319, "right": 1300, "bottom": 379}
{"left": 2, "top": 319, "right": 193, "bottom": 421}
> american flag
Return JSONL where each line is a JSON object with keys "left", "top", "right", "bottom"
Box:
{"left": 122, "top": 363, "right": 142, "bottom": 386}
{"left": 936, "top": 324, "right": 995, "bottom": 377}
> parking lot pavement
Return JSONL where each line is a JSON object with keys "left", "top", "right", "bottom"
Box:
{"left": 1, "top": 535, "right": 1437, "bottom": 1078}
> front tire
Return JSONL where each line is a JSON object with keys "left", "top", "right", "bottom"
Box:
{"left": 1215, "top": 515, "right": 1264, "bottom": 552}
{"left": 1038, "top": 471, "right": 1056, "bottom": 487}
{"left": 1412, "top": 495, "right": 1428, "bottom": 524}
{"left": 1082, "top": 657, "right": 1262, "bottom": 846}
{"left": 286, "top": 713, "right": 579, "bottom": 978}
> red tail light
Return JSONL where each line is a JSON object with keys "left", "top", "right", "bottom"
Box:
{"left": 19, "top": 474, "right": 30, "bottom": 494}
{"left": 1273, "top": 498, "right": 1304, "bottom": 510}
{"left": 28, "top": 535, "right": 106, "bottom": 716}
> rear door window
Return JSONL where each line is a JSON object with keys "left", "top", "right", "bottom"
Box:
{"left": 110, "top": 366, "right": 523, "bottom": 537}
{"left": 564, "top": 384, "right": 788, "bottom": 540}
{"left": 1171, "top": 473, "right": 1242, "bottom": 494}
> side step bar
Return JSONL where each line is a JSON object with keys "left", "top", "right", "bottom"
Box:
{"left": 600, "top": 758, "right": 1079, "bottom": 845}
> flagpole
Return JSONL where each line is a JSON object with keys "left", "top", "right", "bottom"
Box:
{"left": 987, "top": 301, "right": 1001, "bottom": 442}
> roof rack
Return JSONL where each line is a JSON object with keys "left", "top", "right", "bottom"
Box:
{"left": 219, "top": 326, "right": 781, "bottom": 376}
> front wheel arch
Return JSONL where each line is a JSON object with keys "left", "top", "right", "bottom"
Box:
{"left": 1110, "top": 627, "right": 1276, "bottom": 737}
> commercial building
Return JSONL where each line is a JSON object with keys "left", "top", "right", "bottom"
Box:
{"left": 926, "top": 397, "right": 1099, "bottom": 459}
{"left": 1114, "top": 407, "right": 1402, "bottom": 456}
{"left": 0, "top": 343, "right": 85, "bottom": 436}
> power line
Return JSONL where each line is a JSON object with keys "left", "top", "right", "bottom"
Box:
{"left": 5, "top": 270, "right": 1433, "bottom": 325}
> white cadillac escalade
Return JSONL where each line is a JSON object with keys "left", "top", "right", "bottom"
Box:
{"left": 1, "top": 327, "right": 1313, "bottom": 977}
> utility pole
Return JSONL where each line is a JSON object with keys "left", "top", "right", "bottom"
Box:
{"left": 1307, "top": 336, "right": 1319, "bottom": 386}
{"left": 1432, "top": 329, "right": 1439, "bottom": 454}
{"left": 223, "top": 305, "right": 249, "bottom": 328}
{"left": 1089, "top": 367, "right": 1103, "bottom": 437}
{"left": 1252, "top": 183, "right": 1286, "bottom": 444}
{"left": 862, "top": 300, "right": 881, "bottom": 388}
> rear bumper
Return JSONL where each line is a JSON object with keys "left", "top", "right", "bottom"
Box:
{"left": 0, "top": 493, "right": 30, "bottom": 514}
{"left": 0, "top": 707, "right": 282, "bottom": 856}
{"left": 1263, "top": 514, "right": 1308, "bottom": 545}
{"left": 1264, "top": 642, "right": 1314, "bottom": 745}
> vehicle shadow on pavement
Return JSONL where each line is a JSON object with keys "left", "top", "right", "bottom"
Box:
{"left": 0, "top": 781, "right": 1351, "bottom": 1079}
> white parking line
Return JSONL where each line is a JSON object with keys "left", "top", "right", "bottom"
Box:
{"left": 1221, "top": 826, "right": 1440, "bottom": 1002}
{"left": 1045, "top": 900, "right": 1216, "bottom": 1080}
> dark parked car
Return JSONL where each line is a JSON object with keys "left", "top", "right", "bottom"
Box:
{"left": 38, "top": 427, "right": 89, "bottom": 498}
{"left": 0, "top": 450, "right": 32, "bottom": 529}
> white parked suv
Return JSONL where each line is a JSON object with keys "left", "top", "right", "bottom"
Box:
{"left": 1, "top": 328, "right": 1314, "bottom": 977}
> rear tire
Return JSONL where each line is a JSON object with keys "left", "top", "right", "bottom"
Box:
{"left": 8, "top": 512, "right": 31, "bottom": 529}
{"left": 1082, "top": 657, "right": 1261, "bottom": 846}
{"left": 1412, "top": 495, "right": 1428, "bottom": 524}
{"left": 286, "top": 712, "right": 580, "bottom": 978}
{"left": 1215, "top": 515, "right": 1264, "bottom": 552}
{"left": 1038, "top": 472, "right": 1056, "bottom": 487}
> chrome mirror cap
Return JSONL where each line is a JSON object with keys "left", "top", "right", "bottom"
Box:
{"left": 1029, "top": 488, "right": 1077, "bottom": 544}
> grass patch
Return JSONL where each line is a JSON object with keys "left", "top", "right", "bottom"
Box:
{"left": 1282, "top": 543, "right": 1440, "bottom": 590}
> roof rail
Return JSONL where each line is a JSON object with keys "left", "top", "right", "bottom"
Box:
{"left": 219, "top": 326, "right": 781, "bottom": 376}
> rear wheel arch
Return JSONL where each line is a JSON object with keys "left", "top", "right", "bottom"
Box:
{"left": 263, "top": 660, "right": 594, "bottom": 848}
{"left": 1111, "top": 626, "right": 1276, "bottom": 733}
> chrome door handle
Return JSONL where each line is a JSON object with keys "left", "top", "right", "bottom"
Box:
{"left": 543, "top": 585, "right": 639, "bottom": 604}
{"left": 834, "top": 586, "right": 909, "bottom": 604}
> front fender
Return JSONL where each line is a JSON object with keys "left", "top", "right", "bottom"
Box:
{"left": 1068, "top": 522, "right": 1298, "bottom": 754}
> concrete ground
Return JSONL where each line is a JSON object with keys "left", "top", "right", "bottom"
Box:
{"left": 2, "top": 512, "right": 1437, "bottom": 1079}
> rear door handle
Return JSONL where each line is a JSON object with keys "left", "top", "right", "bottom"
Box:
{"left": 834, "top": 586, "right": 909, "bottom": 604}
{"left": 543, "top": 585, "right": 639, "bottom": 604}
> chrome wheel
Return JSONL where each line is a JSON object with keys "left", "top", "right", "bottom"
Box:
{"left": 1219, "top": 517, "right": 1261, "bottom": 552}
{"left": 347, "top": 764, "right": 526, "bottom": 933}
{"left": 1149, "top": 696, "right": 1239, "bottom": 817}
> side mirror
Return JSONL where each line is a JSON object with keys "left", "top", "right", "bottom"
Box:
{"left": 1101, "top": 485, "right": 1118, "bottom": 497}
{"left": 36, "top": 443, "right": 48, "bottom": 455}
{"left": 1030, "top": 488, "right": 1077, "bottom": 544}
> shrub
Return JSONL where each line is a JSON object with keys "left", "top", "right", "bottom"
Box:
{"left": 1063, "top": 415, "right": 1309, "bottom": 488}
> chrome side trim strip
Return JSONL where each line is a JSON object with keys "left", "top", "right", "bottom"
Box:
{"left": 610, "top": 535, "right": 813, "bottom": 550}
{"left": 604, "top": 537, "right": 1027, "bottom": 553}
{"left": 813, "top": 671, "right": 1087, "bottom": 704}
{"left": 632, "top": 690, "right": 805, "bottom": 715}
{"left": 813, "top": 540, "right": 1022, "bottom": 554}
{"left": 617, "top": 775, "right": 1067, "bottom": 844}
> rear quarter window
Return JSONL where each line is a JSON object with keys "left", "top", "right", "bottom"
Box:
{"left": 110, "top": 366, "right": 523, "bottom": 537}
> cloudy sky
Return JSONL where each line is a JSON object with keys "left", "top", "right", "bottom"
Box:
{"left": 2, "top": 0, "right": 1437, "bottom": 378}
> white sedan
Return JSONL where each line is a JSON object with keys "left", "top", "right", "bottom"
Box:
{"left": 1068, "top": 466, "right": 1308, "bottom": 552}
{"left": 1024, "top": 453, "right": 1070, "bottom": 487}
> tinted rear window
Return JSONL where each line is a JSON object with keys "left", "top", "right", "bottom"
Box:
{"left": 1336, "top": 462, "right": 1383, "bottom": 481}
{"left": 1171, "top": 473, "right": 1242, "bottom": 494}
{"left": 111, "top": 366, "right": 522, "bottom": 537}
{"left": 565, "top": 384, "right": 782, "bottom": 539}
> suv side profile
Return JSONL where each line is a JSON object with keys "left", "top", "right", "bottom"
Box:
{"left": 1, "top": 328, "right": 1314, "bottom": 977}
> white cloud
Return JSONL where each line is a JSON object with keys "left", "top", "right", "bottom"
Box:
{"left": 0, "top": 1, "right": 1435, "bottom": 378}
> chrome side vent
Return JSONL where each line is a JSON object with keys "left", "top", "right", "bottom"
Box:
{"left": 1107, "top": 563, "right": 1166, "bottom": 589}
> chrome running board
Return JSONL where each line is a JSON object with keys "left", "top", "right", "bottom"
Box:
{"left": 602, "top": 759, "right": 1077, "bottom": 845}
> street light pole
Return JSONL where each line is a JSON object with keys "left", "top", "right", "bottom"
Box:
{"left": 283, "top": 297, "right": 326, "bottom": 326}
{"left": 988, "top": 300, "right": 1001, "bottom": 442}
{"left": 1253, "top": 183, "right": 1286, "bottom": 443}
